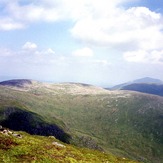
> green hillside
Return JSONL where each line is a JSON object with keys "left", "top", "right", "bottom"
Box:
{"left": 0, "top": 130, "right": 138, "bottom": 163}
{"left": 0, "top": 80, "right": 163, "bottom": 162}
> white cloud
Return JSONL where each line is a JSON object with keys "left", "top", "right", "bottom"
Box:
{"left": 21, "top": 42, "right": 55, "bottom": 58}
{"left": 0, "top": 42, "right": 56, "bottom": 65}
{"left": 92, "top": 59, "right": 110, "bottom": 66}
{"left": 22, "top": 42, "right": 38, "bottom": 51}
{"left": 0, "top": 48, "right": 13, "bottom": 57}
{"left": 0, "top": 17, "right": 24, "bottom": 30}
{"left": 123, "top": 50, "right": 148, "bottom": 62}
{"left": 0, "top": 0, "right": 140, "bottom": 30}
{"left": 1, "top": 0, "right": 163, "bottom": 66}
{"left": 7, "top": 1, "right": 61, "bottom": 22}
{"left": 0, "top": 1, "right": 63, "bottom": 30}
{"left": 45, "top": 48, "right": 55, "bottom": 55}
{"left": 34, "top": 48, "right": 55, "bottom": 56}
{"left": 71, "top": 6, "right": 163, "bottom": 50}
{"left": 68, "top": 2, "right": 163, "bottom": 65}
{"left": 72, "top": 47, "right": 94, "bottom": 57}
{"left": 78, "top": 58, "right": 110, "bottom": 66}
{"left": 123, "top": 50, "right": 163, "bottom": 63}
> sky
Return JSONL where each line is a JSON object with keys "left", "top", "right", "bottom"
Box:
{"left": 0, "top": 0, "right": 163, "bottom": 87}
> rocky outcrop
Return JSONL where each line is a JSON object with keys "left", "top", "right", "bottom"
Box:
{"left": 52, "top": 141, "right": 66, "bottom": 148}
{"left": 0, "top": 126, "right": 22, "bottom": 138}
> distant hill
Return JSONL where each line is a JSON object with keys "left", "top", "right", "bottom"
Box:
{"left": 109, "top": 77, "right": 163, "bottom": 92}
{"left": 0, "top": 79, "right": 33, "bottom": 87}
{"left": 132, "top": 77, "right": 163, "bottom": 84}
{"left": 0, "top": 79, "right": 163, "bottom": 162}
{"left": 121, "top": 83, "right": 163, "bottom": 96}
{"left": 109, "top": 77, "right": 163, "bottom": 96}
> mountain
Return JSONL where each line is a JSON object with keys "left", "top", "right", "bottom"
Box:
{"left": 121, "top": 83, "right": 163, "bottom": 96}
{"left": 109, "top": 77, "right": 163, "bottom": 96}
{"left": 0, "top": 79, "right": 163, "bottom": 162}
{"left": 110, "top": 77, "right": 163, "bottom": 90}
{"left": 132, "top": 77, "right": 163, "bottom": 84}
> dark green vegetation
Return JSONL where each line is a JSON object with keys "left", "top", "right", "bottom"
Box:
{"left": 121, "top": 83, "right": 163, "bottom": 96}
{"left": 0, "top": 79, "right": 163, "bottom": 162}
{"left": 0, "top": 107, "right": 70, "bottom": 143}
{"left": 0, "top": 130, "right": 138, "bottom": 162}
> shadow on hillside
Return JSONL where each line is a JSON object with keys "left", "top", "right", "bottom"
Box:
{"left": 0, "top": 107, "right": 71, "bottom": 143}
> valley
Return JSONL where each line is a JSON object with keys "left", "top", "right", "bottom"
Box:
{"left": 0, "top": 79, "right": 163, "bottom": 162}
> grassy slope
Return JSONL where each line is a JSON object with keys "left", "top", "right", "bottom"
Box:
{"left": 0, "top": 82, "right": 163, "bottom": 162}
{"left": 0, "top": 131, "right": 138, "bottom": 163}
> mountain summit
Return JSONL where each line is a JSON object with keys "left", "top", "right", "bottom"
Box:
{"left": 110, "top": 77, "right": 163, "bottom": 90}
{"left": 109, "top": 77, "right": 163, "bottom": 96}
{"left": 0, "top": 79, "right": 33, "bottom": 87}
{"left": 132, "top": 77, "right": 163, "bottom": 84}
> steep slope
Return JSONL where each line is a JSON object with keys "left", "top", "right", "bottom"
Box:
{"left": 0, "top": 79, "right": 163, "bottom": 162}
{"left": 0, "top": 130, "right": 138, "bottom": 163}
{"left": 0, "top": 107, "right": 70, "bottom": 143}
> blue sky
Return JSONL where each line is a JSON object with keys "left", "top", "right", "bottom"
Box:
{"left": 0, "top": 0, "right": 163, "bottom": 86}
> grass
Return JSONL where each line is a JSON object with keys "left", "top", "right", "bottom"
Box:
{"left": 0, "top": 130, "right": 139, "bottom": 163}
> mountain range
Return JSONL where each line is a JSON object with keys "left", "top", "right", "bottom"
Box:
{"left": 0, "top": 78, "right": 163, "bottom": 162}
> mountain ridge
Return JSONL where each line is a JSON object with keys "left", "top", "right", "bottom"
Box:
{"left": 109, "top": 77, "right": 163, "bottom": 90}
{"left": 108, "top": 77, "right": 163, "bottom": 96}
{"left": 0, "top": 79, "right": 109, "bottom": 95}
{"left": 121, "top": 83, "right": 163, "bottom": 96}
{"left": 132, "top": 77, "right": 163, "bottom": 84}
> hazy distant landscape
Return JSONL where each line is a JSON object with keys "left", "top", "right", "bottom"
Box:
{"left": 0, "top": 78, "right": 163, "bottom": 162}
{"left": 109, "top": 77, "right": 163, "bottom": 96}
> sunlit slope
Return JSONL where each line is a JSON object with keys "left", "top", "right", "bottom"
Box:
{"left": 0, "top": 130, "right": 139, "bottom": 163}
{"left": 0, "top": 80, "right": 163, "bottom": 162}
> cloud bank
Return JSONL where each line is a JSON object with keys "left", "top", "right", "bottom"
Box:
{"left": 72, "top": 47, "right": 94, "bottom": 57}
{"left": 0, "top": 0, "right": 163, "bottom": 64}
